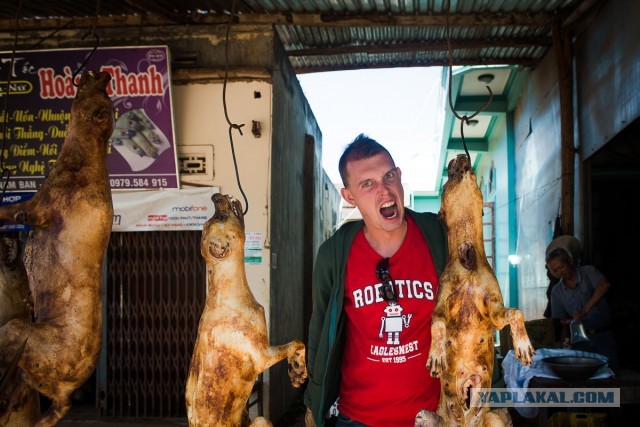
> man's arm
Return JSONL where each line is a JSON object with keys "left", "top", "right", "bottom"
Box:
{"left": 574, "top": 277, "right": 611, "bottom": 320}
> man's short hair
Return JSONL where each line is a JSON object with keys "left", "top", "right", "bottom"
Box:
{"left": 338, "top": 134, "right": 394, "bottom": 187}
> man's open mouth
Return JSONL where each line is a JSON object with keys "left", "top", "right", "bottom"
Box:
{"left": 380, "top": 201, "right": 398, "bottom": 219}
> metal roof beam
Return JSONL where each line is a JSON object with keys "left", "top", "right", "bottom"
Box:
{"left": 238, "top": 12, "right": 561, "bottom": 27}
{"left": 294, "top": 59, "right": 538, "bottom": 73}
{"left": 287, "top": 37, "right": 551, "bottom": 57}
{"left": 0, "top": 11, "right": 566, "bottom": 32}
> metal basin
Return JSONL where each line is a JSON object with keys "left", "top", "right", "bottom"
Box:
{"left": 542, "top": 356, "right": 605, "bottom": 380}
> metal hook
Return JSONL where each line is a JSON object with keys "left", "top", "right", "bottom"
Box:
{"left": 444, "top": 1, "right": 493, "bottom": 162}
{"left": 72, "top": 32, "right": 100, "bottom": 87}
{"left": 450, "top": 84, "right": 493, "bottom": 161}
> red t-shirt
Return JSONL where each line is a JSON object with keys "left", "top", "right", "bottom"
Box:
{"left": 339, "top": 215, "right": 440, "bottom": 426}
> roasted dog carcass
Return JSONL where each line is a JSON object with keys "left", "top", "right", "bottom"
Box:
{"left": 0, "top": 71, "right": 114, "bottom": 427}
{"left": 0, "top": 237, "right": 40, "bottom": 426}
{"left": 415, "top": 154, "right": 534, "bottom": 427}
{"left": 185, "top": 193, "right": 307, "bottom": 427}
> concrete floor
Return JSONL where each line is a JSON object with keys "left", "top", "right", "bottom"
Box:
{"left": 56, "top": 403, "right": 306, "bottom": 427}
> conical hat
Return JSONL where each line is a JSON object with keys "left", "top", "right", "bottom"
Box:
{"left": 546, "top": 235, "right": 582, "bottom": 262}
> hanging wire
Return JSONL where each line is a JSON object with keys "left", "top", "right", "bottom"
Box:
{"left": 0, "top": 0, "right": 23, "bottom": 201}
{"left": 71, "top": 0, "right": 102, "bottom": 86}
{"left": 444, "top": 0, "right": 493, "bottom": 162}
{"left": 71, "top": 33, "right": 100, "bottom": 86}
{"left": 222, "top": 0, "right": 249, "bottom": 215}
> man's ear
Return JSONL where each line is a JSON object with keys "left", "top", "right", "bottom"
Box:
{"left": 341, "top": 188, "right": 356, "bottom": 206}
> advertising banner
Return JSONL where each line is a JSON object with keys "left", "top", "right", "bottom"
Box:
{"left": 111, "top": 187, "right": 219, "bottom": 232}
{"left": 0, "top": 45, "right": 179, "bottom": 192}
{"left": 2, "top": 188, "right": 222, "bottom": 233}
{"left": 0, "top": 191, "right": 34, "bottom": 231}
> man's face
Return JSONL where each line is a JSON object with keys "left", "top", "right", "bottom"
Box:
{"left": 546, "top": 256, "right": 574, "bottom": 281}
{"left": 340, "top": 152, "right": 405, "bottom": 233}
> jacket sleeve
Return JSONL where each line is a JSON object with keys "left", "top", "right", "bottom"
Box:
{"left": 306, "top": 240, "right": 334, "bottom": 376}
{"left": 304, "top": 238, "right": 335, "bottom": 414}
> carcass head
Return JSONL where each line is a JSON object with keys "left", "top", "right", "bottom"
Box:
{"left": 201, "top": 193, "right": 245, "bottom": 261}
{"left": 438, "top": 154, "right": 484, "bottom": 251}
{"left": 72, "top": 70, "right": 115, "bottom": 140}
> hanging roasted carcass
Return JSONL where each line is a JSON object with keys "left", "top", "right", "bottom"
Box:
{"left": 0, "top": 71, "right": 114, "bottom": 427}
{"left": 0, "top": 237, "right": 40, "bottom": 426}
{"left": 185, "top": 193, "right": 307, "bottom": 427}
{"left": 415, "top": 154, "right": 535, "bottom": 427}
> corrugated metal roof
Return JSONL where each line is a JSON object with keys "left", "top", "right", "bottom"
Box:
{"left": 0, "top": 0, "right": 606, "bottom": 73}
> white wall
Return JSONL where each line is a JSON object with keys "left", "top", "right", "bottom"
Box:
{"left": 512, "top": 48, "right": 564, "bottom": 321}
{"left": 171, "top": 80, "right": 274, "bottom": 317}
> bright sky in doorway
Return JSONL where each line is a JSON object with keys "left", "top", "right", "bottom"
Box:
{"left": 297, "top": 67, "right": 444, "bottom": 194}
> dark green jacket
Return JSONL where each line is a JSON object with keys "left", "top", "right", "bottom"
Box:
{"left": 303, "top": 209, "right": 448, "bottom": 426}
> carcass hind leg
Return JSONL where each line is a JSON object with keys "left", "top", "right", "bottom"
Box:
{"left": 1, "top": 319, "right": 70, "bottom": 421}
{"left": 35, "top": 397, "right": 72, "bottom": 427}
{"left": 0, "top": 318, "right": 32, "bottom": 372}
{"left": 414, "top": 409, "right": 444, "bottom": 427}
{"left": 481, "top": 408, "right": 512, "bottom": 427}
{"left": 249, "top": 416, "right": 273, "bottom": 427}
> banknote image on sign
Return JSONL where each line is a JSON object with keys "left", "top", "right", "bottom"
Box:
{"left": 110, "top": 108, "right": 172, "bottom": 171}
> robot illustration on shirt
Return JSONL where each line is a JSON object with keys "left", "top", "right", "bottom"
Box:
{"left": 379, "top": 303, "right": 412, "bottom": 345}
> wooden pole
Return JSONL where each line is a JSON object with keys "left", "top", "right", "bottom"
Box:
{"left": 552, "top": 19, "right": 575, "bottom": 236}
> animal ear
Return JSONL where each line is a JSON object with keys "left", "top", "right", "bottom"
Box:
{"left": 77, "top": 71, "right": 112, "bottom": 93}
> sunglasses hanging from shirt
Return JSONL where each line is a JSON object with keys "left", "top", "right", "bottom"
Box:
{"left": 376, "top": 257, "right": 398, "bottom": 304}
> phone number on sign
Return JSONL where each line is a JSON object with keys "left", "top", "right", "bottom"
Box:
{"left": 109, "top": 178, "right": 168, "bottom": 188}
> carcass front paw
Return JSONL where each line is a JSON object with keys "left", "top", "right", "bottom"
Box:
{"left": 288, "top": 348, "right": 307, "bottom": 388}
{"left": 514, "top": 339, "right": 535, "bottom": 366}
{"left": 426, "top": 352, "right": 446, "bottom": 378}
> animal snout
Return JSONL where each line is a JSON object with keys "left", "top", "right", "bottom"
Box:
{"left": 213, "top": 211, "right": 230, "bottom": 222}
{"left": 447, "top": 155, "right": 472, "bottom": 179}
